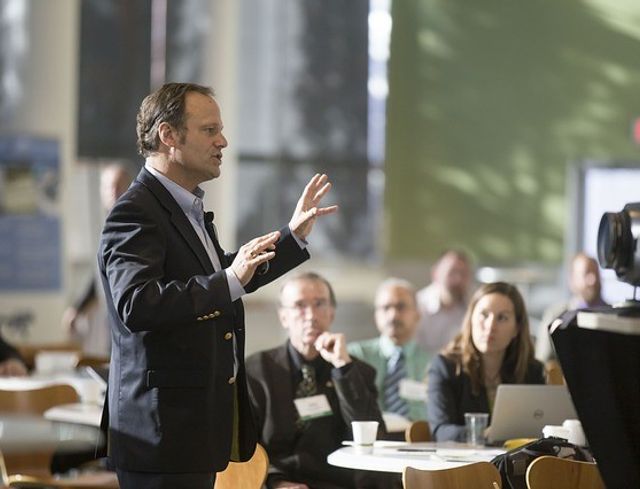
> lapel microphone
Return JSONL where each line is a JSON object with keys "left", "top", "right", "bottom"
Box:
{"left": 204, "top": 211, "right": 269, "bottom": 275}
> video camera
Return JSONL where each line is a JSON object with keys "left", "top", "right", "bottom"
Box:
{"left": 597, "top": 202, "right": 640, "bottom": 299}
{"left": 550, "top": 202, "right": 640, "bottom": 488}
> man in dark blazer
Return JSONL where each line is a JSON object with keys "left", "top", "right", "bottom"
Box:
{"left": 246, "top": 272, "right": 400, "bottom": 489}
{"left": 0, "top": 335, "right": 27, "bottom": 376}
{"left": 98, "top": 83, "right": 337, "bottom": 489}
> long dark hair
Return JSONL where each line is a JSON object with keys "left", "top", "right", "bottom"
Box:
{"left": 442, "top": 282, "right": 535, "bottom": 395}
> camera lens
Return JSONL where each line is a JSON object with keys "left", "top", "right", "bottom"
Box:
{"left": 597, "top": 203, "right": 640, "bottom": 286}
{"left": 597, "top": 211, "right": 632, "bottom": 271}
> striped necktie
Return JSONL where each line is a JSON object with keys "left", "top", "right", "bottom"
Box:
{"left": 384, "top": 348, "right": 410, "bottom": 417}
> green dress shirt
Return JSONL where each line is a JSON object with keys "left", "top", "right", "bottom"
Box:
{"left": 348, "top": 336, "right": 430, "bottom": 421}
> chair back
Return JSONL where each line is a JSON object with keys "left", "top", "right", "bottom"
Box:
{"left": 404, "top": 420, "right": 432, "bottom": 442}
{"left": 215, "top": 444, "right": 269, "bottom": 489}
{"left": 0, "top": 384, "right": 79, "bottom": 416}
{"left": 526, "top": 455, "right": 605, "bottom": 489}
{"left": 403, "top": 462, "right": 502, "bottom": 489}
{"left": 0, "top": 450, "right": 9, "bottom": 487}
{"left": 545, "top": 359, "right": 565, "bottom": 385}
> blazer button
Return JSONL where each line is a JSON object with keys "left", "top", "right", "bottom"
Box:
{"left": 228, "top": 376, "right": 236, "bottom": 384}
{"left": 212, "top": 310, "right": 221, "bottom": 317}
{"left": 207, "top": 313, "right": 215, "bottom": 319}
{"left": 224, "top": 332, "right": 233, "bottom": 341}
{"left": 196, "top": 316, "right": 203, "bottom": 321}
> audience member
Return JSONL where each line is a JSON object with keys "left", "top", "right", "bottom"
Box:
{"left": 61, "top": 163, "right": 132, "bottom": 356}
{"left": 246, "top": 272, "right": 396, "bottom": 489}
{"left": 427, "top": 282, "right": 544, "bottom": 442}
{"left": 0, "top": 335, "right": 27, "bottom": 376}
{"left": 348, "top": 278, "right": 429, "bottom": 423}
{"left": 415, "top": 250, "right": 473, "bottom": 356}
{"left": 536, "top": 252, "right": 608, "bottom": 362}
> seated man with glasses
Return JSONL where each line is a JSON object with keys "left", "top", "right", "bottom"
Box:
{"left": 246, "top": 272, "right": 398, "bottom": 489}
{"left": 348, "top": 278, "right": 430, "bottom": 426}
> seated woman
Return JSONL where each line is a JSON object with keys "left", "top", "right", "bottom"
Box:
{"left": 426, "top": 281, "right": 544, "bottom": 441}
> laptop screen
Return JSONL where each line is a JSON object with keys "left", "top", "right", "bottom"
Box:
{"left": 488, "top": 384, "right": 577, "bottom": 443}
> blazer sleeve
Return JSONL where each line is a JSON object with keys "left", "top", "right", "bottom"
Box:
{"left": 100, "top": 198, "right": 308, "bottom": 332}
{"left": 427, "top": 354, "right": 467, "bottom": 442}
{"left": 239, "top": 226, "right": 310, "bottom": 294}
{"left": 332, "top": 359, "right": 386, "bottom": 433}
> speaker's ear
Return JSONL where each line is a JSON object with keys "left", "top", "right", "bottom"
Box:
{"left": 157, "top": 121, "right": 178, "bottom": 148}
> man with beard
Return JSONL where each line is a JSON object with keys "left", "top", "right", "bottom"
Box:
{"left": 536, "top": 252, "right": 608, "bottom": 361}
{"left": 246, "top": 272, "right": 393, "bottom": 489}
{"left": 415, "top": 250, "right": 473, "bottom": 356}
{"left": 348, "top": 278, "right": 429, "bottom": 423}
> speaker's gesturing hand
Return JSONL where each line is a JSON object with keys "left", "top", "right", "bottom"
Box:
{"left": 230, "top": 231, "right": 280, "bottom": 286}
{"left": 289, "top": 173, "right": 338, "bottom": 241}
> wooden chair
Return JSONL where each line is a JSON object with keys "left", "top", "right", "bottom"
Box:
{"left": 404, "top": 420, "right": 432, "bottom": 442}
{"left": 403, "top": 462, "right": 502, "bottom": 489}
{"left": 214, "top": 444, "right": 269, "bottom": 489}
{"left": 76, "top": 355, "right": 110, "bottom": 370}
{"left": 545, "top": 359, "right": 565, "bottom": 385}
{"left": 0, "top": 386, "right": 118, "bottom": 488}
{"left": 0, "top": 384, "right": 79, "bottom": 416}
{"left": 0, "top": 450, "right": 10, "bottom": 487}
{"left": 526, "top": 455, "right": 605, "bottom": 489}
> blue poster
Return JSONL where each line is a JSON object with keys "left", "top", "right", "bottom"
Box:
{"left": 0, "top": 135, "right": 61, "bottom": 290}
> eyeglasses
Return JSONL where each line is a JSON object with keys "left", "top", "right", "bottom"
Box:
{"left": 376, "top": 302, "right": 411, "bottom": 313}
{"left": 281, "top": 299, "right": 332, "bottom": 314}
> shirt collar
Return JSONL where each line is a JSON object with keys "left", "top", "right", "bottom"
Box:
{"left": 379, "top": 335, "right": 417, "bottom": 359}
{"left": 145, "top": 164, "right": 206, "bottom": 222}
{"left": 287, "top": 340, "right": 325, "bottom": 373}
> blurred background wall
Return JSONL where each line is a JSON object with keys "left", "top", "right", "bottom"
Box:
{"left": 386, "top": 0, "right": 640, "bottom": 265}
{"left": 0, "top": 0, "right": 639, "bottom": 354}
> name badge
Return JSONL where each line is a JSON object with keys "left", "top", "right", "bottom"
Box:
{"left": 294, "top": 394, "right": 333, "bottom": 420}
{"left": 399, "top": 378, "right": 428, "bottom": 401}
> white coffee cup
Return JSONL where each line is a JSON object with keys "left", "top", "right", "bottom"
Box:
{"left": 562, "top": 419, "right": 586, "bottom": 446}
{"left": 351, "top": 421, "right": 379, "bottom": 446}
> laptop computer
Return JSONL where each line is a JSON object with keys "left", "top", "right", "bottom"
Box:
{"left": 487, "top": 384, "right": 577, "bottom": 443}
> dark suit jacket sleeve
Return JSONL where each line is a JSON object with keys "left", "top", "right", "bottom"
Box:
{"left": 332, "top": 359, "right": 386, "bottom": 430}
{"left": 100, "top": 198, "right": 308, "bottom": 332}
{"left": 0, "top": 335, "right": 22, "bottom": 363}
{"left": 427, "top": 354, "right": 467, "bottom": 442}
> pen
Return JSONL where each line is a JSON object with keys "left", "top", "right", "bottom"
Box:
{"left": 396, "top": 448, "right": 437, "bottom": 452}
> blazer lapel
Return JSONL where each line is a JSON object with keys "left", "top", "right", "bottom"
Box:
{"left": 137, "top": 168, "right": 215, "bottom": 274}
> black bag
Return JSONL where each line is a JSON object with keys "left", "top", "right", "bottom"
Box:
{"left": 490, "top": 437, "right": 594, "bottom": 489}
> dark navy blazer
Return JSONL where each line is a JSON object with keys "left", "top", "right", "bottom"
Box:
{"left": 99, "top": 168, "right": 309, "bottom": 473}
